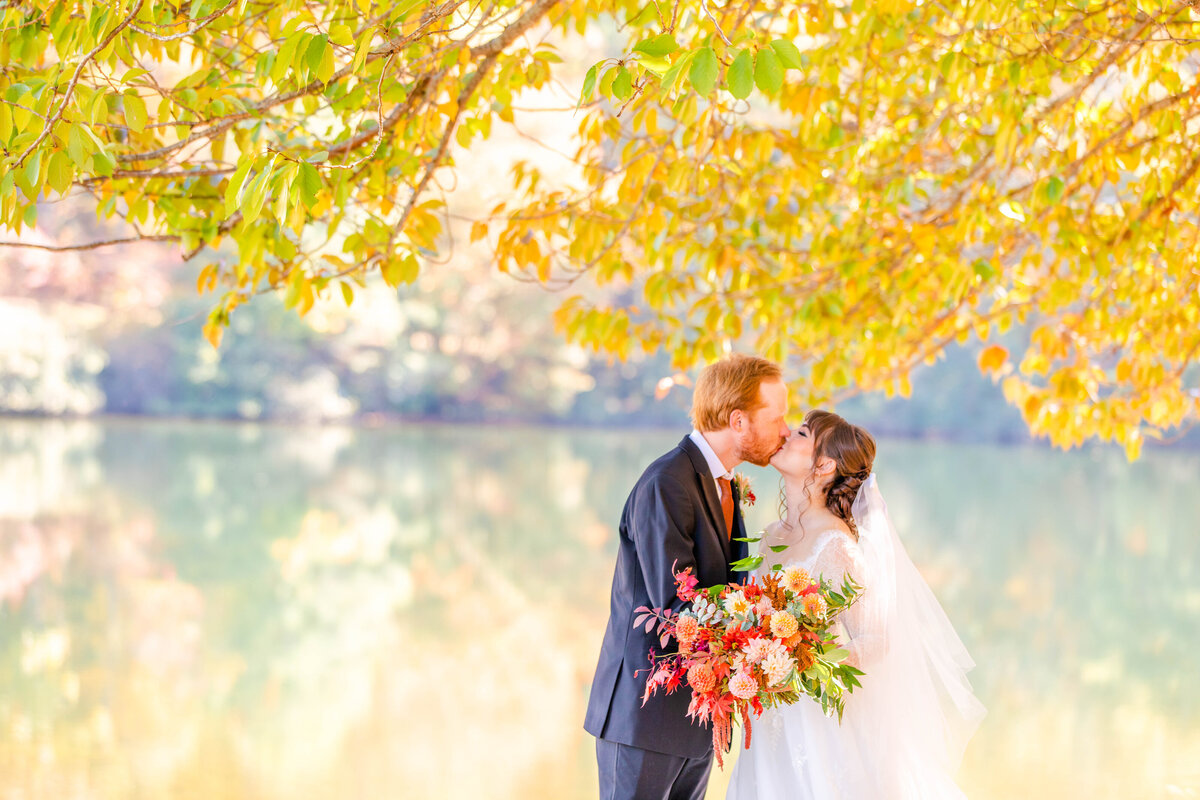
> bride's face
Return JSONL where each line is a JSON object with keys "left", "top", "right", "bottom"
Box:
{"left": 770, "top": 424, "right": 815, "bottom": 478}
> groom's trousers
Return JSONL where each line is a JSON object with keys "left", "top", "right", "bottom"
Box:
{"left": 596, "top": 738, "right": 712, "bottom": 800}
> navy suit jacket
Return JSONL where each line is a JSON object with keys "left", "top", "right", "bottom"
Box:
{"left": 584, "top": 435, "right": 750, "bottom": 759}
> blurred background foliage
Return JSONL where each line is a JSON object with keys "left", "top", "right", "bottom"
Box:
{"left": 0, "top": 210, "right": 1043, "bottom": 441}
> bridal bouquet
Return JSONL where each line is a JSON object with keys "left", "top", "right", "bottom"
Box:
{"left": 636, "top": 562, "right": 863, "bottom": 767}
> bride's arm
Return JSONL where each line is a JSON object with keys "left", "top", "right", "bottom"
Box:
{"left": 811, "top": 536, "right": 888, "bottom": 669}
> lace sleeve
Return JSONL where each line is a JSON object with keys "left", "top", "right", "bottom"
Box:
{"left": 811, "top": 534, "right": 888, "bottom": 669}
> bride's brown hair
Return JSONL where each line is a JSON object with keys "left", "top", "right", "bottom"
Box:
{"left": 803, "top": 410, "right": 876, "bottom": 539}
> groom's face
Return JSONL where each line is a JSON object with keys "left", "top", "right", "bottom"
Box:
{"left": 733, "top": 379, "right": 790, "bottom": 467}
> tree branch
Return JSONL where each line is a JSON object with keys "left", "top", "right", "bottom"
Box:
{"left": 0, "top": 233, "right": 178, "bottom": 251}
{"left": 11, "top": 0, "right": 145, "bottom": 170}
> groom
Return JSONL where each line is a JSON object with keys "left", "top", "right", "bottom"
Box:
{"left": 585, "top": 354, "right": 790, "bottom": 800}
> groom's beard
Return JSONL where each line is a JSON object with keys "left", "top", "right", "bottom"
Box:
{"left": 738, "top": 434, "right": 785, "bottom": 467}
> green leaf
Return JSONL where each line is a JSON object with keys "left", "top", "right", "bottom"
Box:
{"left": 352, "top": 29, "right": 372, "bottom": 74}
{"left": 22, "top": 150, "right": 42, "bottom": 189}
{"left": 318, "top": 39, "right": 336, "bottom": 83}
{"left": 634, "top": 34, "right": 678, "bottom": 59}
{"left": 123, "top": 92, "right": 147, "bottom": 132}
{"left": 241, "top": 170, "right": 270, "bottom": 224}
{"left": 727, "top": 49, "right": 753, "bottom": 99}
{"left": 579, "top": 64, "right": 597, "bottom": 107}
{"left": 274, "top": 30, "right": 306, "bottom": 83}
{"left": 67, "top": 125, "right": 90, "bottom": 167}
{"left": 769, "top": 39, "right": 802, "bottom": 70}
{"left": 91, "top": 147, "right": 115, "bottom": 177}
{"left": 768, "top": 544, "right": 790, "bottom": 553}
{"left": 612, "top": 66, "right": 632, "bottom": 101}
{"left": 688, "top": 47, "right": 718, "bottom": 95}
{"left": 1044, "top": 175, "right": 1065, "bottom": 204}
{"left": 329, "top": 23, "right": 354, "bottom": 47}
{"left": 46, "top": 150, "right": 73, "bottom": 195}
{"left": 938, "top": 51, "right": 956, "bottom": 78}
{"left": 754, "top": 48, "right": 784, "bottom": 94}
{"left": 382, "top": 253, "right": 420, "bottom": 287}
{"left": 659, "top": 50, "right": 695, "bottom": 93}
{"left": 224, "top": 159, "right": 254, "bottom": 216}
{"left": 298, "top": 161, "right": 322, "bottom": 207}
{"left": 394, "top": 0, "right": 426, "bottom": 20}
{"left": 730, "top": 554, "right": 763, "bottom": 571}
{"left": 305, "top": 35, "right": 328, "bottom": 81}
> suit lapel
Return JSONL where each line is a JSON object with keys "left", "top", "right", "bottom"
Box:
{"left": 679, "top": 436, "right": 733, "bottom": 561}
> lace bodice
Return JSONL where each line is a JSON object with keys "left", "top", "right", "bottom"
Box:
{"left": 757, "top": 524, "right": 886, "bottom": 669}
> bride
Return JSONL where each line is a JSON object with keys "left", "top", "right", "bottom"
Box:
{"left": 726, "top": 410, "right": 986, "bottom": 800}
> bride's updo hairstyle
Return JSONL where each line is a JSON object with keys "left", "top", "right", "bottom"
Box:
{"left": 805, "top": 409, "right": 876, "bottom": 539}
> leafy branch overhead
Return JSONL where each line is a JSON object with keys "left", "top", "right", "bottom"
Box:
{"left": 2, "top": 1, "right": 1199, "bottom": 457}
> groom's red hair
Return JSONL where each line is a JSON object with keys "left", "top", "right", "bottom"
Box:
{"left": 691, "top": 354, "right": 782, "bottom": 432}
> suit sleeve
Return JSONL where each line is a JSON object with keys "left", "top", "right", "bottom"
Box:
{"left": 630, "top": 473, "right": 697, "bottom": 613}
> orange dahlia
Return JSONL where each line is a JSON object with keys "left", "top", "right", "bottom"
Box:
{"left": 675, "top": 614, "right": 700, "bottom": 644}
{"left": 686, "top": 663, "right": 717, "bottom": 694}
{"left": 769, "top": 611, "right": 799, "bottom": 639}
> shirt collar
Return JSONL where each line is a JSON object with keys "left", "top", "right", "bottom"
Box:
{"left": 689, "top": 429, "right": 733, "bottom": 481}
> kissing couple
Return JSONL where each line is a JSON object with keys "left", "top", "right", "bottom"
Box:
{"left": 584, "top": 354, "right": 985, "bottom": 800}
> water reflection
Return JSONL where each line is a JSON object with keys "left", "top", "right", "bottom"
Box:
{"left": 0, "top": 419, "right": 1197, "bottom": 799}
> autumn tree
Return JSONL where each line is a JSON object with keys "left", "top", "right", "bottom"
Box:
{"left": 1, "top": 0, "right": 1198, "bottom": 456}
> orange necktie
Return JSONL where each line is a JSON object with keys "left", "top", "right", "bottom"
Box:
{"left": 718, "top": 477, "right": 734, "bottom": 539}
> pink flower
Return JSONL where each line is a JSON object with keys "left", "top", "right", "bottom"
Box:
{"left": 743, "top": 636, "right": 772, "bottom": 664}
{"left": 674, "top": 567, "right": 700, "bottom": 601}
{"left": 687, "top": 663, "right": 717, "bottom": 694}
{"left": 728, "top": 669, "right": 759, "bottom": 700}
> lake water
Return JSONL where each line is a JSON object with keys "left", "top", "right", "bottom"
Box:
{"left": 1, "top": 418, "right": 1197, "bottom": 800}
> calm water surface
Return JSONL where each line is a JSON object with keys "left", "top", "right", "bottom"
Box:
{"left": 0, "top": 418, "right": 1197, "bottom": 800}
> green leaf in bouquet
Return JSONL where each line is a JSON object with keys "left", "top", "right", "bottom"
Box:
{"left": 730, "top": 554, "right": 763, "bottom": 571}
{"left": 732, "top": 535, "right": 762, "bottom": 543}
{"left": 823, "top": 647, "right": 850, "bottom": 663}
{"left": 768, "top": 544, "right": 790, "bottom": 553}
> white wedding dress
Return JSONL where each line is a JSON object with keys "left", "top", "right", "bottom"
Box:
{"left": 726, "top": 476, "right": 985, "bottom": 800}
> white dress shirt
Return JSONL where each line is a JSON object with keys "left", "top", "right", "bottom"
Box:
{"left": 688, "top": 429, "right": 734, "bottom": 503}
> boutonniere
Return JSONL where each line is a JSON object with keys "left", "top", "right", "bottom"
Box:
{"left": 731, "top": 473, "right": 755, "bottom": 508}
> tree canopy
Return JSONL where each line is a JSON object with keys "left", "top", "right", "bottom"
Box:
{"left": 1, "top": 0, "right": 1198, "bottom": 456}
